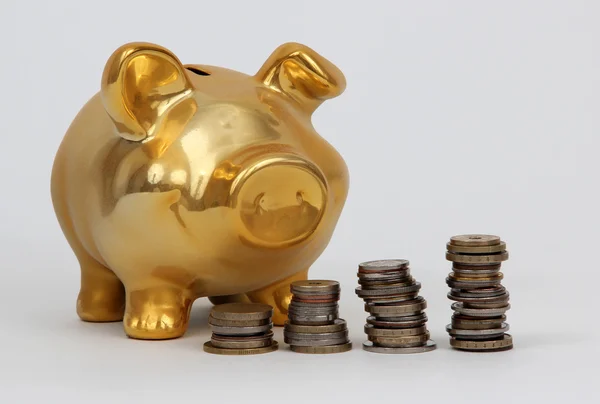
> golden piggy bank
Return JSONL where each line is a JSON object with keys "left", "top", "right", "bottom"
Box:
{"left": 51, "top": 42, "right": 349, "bottom": 339}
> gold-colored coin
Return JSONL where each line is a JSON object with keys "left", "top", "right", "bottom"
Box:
{"left": 289, "top": 342, "right": 352, "bottom": 354}
{"left": 449, "top": 334, "right": 513, "bottom": 352}
{"left": 447, "top": 241, "right": 506, "bottom": 254}
{"left": 291, "top": 280, "right": 340, "bottom": 294}
{"left": 210, "top": 303, "right": 273, "bottom": 321}
{"left": 203, "top": 341, "right": 279, "bottom": 355}
{"left": 446, "top": 251, "right": 509, "bottom": 264}
{"left": 450, "top": 234, "right": 501, "bottom": 247}
{"left": 210, "top": 338, "right": 273, "bottom": 349}
{"left": 448, "top": 273, "right": 504, "bottom": 282}
{"left": 364, "top": 324, "right": 427, "bottom": 337}
{"left": 208, "top": 315, "right": 271, "bottom": 327}
{"left": 284, "top": 319, "right": 347, "bottom": 334}
{"left": 368, "top": 332, "right": 430, "bottom": 347}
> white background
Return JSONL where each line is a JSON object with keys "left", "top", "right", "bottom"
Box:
{"left": 1, "top": 0, "right": 598, "bottom": 402}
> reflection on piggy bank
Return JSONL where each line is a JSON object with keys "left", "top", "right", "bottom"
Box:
{"left": 51, "top": 42, "right": 349, "bottom": 339}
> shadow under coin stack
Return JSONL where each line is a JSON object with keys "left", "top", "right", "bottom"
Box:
{"left": 356, "top": 260, "right": 436, "bottom": 354}
{"left": 284, "top": 280, "right": 352, "bottom": 354}
{"left": 203, "top": 303, "right": 278, "bottom": 355}
{"left": 445, "top": 234, "right": 513, "bottom": 352}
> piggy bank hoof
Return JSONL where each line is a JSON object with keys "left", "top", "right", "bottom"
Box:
{"left": 232, "top": 155, "right": 328, "bottom": 248}
{"left": 123, "top": 288, "right": 192, "bottom": 340}
{"left": 77, "top": 291, "right": 125, "bottom": 323}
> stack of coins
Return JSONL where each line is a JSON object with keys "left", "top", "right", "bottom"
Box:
{"left": 203, "top": 303, "right": 279, "bottom": 355}
{"left": 284, "top": 280, "right": 352, "bottom": 354}
{"left": 355, "top": 260, "right": 436, "bottom": 354}
{"left": 445, "top": 234, "right": 513, "bottom": 352}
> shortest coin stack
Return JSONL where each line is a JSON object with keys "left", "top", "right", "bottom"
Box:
{"left": 204, "top": 303, "right": 278, "bottom": 355}
{"left": 284, "top": 280, "right": 352, "bottom": 354}
{"left": 356, "top": 260, "right": 436, "bottom": 354}
{"left": 445, "top": 234, "right": 513, "bottom": 352}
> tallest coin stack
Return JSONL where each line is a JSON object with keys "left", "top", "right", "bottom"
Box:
{"left": 445, "top": 234, "right": 513, "bottom": 352}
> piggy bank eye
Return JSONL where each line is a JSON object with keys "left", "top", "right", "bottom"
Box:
{"left": 186, "top": 67, "right": 211, "bottom": 76}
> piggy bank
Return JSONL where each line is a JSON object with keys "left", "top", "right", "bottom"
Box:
{"left": 51, "top": 42, "right": 349, "bottom": 339}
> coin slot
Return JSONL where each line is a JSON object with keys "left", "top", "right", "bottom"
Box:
{"left": 186, "top": 67, "right": 211, "bottom": 76}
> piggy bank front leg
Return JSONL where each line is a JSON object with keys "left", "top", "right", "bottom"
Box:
{"left": 77, "top": 254, "right": 126, "bottom": 322}
{"left": 247, "top": 268, "right": 309, "bottom": 325}
{"left": 123, "top": 285, "right": 193, "bottom": 340}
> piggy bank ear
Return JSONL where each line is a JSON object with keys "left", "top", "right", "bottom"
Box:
{"left": 255, "top": 42, "right": 346, "bottom": 114}
{"left": 101, "top": 42, "right": 193, "bottom": 141}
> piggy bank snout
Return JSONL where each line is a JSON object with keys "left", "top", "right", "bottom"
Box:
{"left": 231, "top": 155, "right": 328, "bottom": 248}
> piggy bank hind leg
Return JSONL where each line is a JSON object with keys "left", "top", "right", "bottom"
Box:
{"left": 247, "top": 268, "right": 309, "bottom": 325}
{"left": 76, "top": 252, "right": 126, "bottom": 322}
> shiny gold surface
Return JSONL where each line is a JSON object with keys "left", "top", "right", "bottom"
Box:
{"left": 51, "top": 42, "right": 349, "bottom": 339}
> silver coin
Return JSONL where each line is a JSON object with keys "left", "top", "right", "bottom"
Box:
{"left": 359, "top": 259, "right": 409, "bottom": 271}
{"left": 363, "top": 293, "right": 420, "bottom": 304}
{"left": 374, "top": 312, "right": 427, "bottom": 322}
{"left": 357, "top": 270, "right": 410, "bottom": 280}
{"left": 450, "top": 287, "right": 506, "bottom": 298}
{"left": 288, "top": 305, "right": 338, "bottom": 314}
{"left": 446, "top": 323, "right": 509, "bottom": 336}
{"left": 452, "top": 314, "right": 506, "bottom": 330}
{"left": 358, "top": 277, "right": 414, "bottom": 287}
{"left": 452, "top": 266, "right": 502, "bottom": 276}
{"left": 288, "top": 308, "right": 339, "bottom": 317}
{"left": 209, "top": 323, "right": 273, "bottom": 335}
{"left": 284, "top": 336, "right": 349, "bottom": 346}
{"left": 364, "top": 324, "right": 427, "bottom": 337}
{"left": 452, "top": 302, "right": 511, "bottom": 317}
{"left": 287, "top": 313, "right": 338, "bottom": 324}
{"left": 289, "top": 301, "right": 338, "bottom": 308}
{"left": 362, "top": 340, "right": 436, "bottom": 354}
{"left": 366, "top": 315, "right": 428, "bottom": 329}
{"left": 283, "top": 330, "right": 348, "bottom": 341}
{"left": 355, "top": 282, "right": 421, "bottom": 297}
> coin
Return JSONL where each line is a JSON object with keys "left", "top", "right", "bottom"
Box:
{"left": 288, "top": 307, "right": 339, "bottom": 315}
{"left": 447, "top": 241, "right": 506, "bottom": 254}
{"left": 451, "top": 314, "right": 506, "bottom": 330}
{"left": 291, "top": 280, "right": 340, "bottom": 294}
{"left": 284, "top": 330, "right": 348, "bottom": 341}
{"left": 374, "top": 313, "right": 427, "bottom": 322}
{"left": 292, "top": 296, "right": 340, "bottom": 303}
{"left": 208, "top": 316, "right": 271, "bottom": 327}
{"left": 364, "top": 324, "right": 427, "bottom": 337}
{"left": 363, "top": 293, "right": 419, "bottom": 304}
{"left": 365, "top": 297, "right": 427, "bottom": 315}
{"left": 450, "top": 287, "right": 506, "bottom": 298}
{"left": 448, "top": 273, "right": 504, "bottom": 282}
{"left": 446, "top": 323, "right": 509, "bottom": 336}
{"left": 358, "top": 277, "right": 414, "bottom": 287}
{"left": 284, "top": 336, "right": 349, "bottom": 346}
{"left": 368, "top": 332, "right": 430, "bottom": 347}
{"left": 209, "top": 323, "right": 273, "bottom": 335}
{"left": 284, "top": 319, "right": 347, "bottom": 334}
{"left": 366, "top": 315, "right": 428, "bottom": 329}
{"left": 446, "top": 251, "right": 509, "bottom": 264}
{"left": 452, "top": 302, "right": 511, "bottom": 317}
{"left": 362, "top": 340, "right": 436, "bottom": 354}
{"left": 447, "top": 291, "right": 509, "bottom": 304}
{"left": 446, "top": 278, "right": 503, "bottom": 289}
{"left": 453, "top": 263, "right": 502, "bottom": 271}
{"left": 210, "top": 338, "right": 273, "bottom": 349}
{"left": 287, "top": 313, "right": 337, "bottom": 325}
{"left": 288, "top": 301, "right": 338, "bottom": 308}
{"left": 450, "top": 234, "right": 501, "bottom": 247}
{"left": 211, "top": 303, "right": 273, "bottom": 321}
{"left": 357, "top": 270, "right": 410, "bottom": 280}
{"left": 358, "top": 259, "right": 409, "bottom": 272}
{"left": 355, "top": 282, "right": 421, "bottom": 297}
{"left": 462, "top": 299, "right": 510, "bottom": 309}
{"left": 449, "top": 334, "right": 513, "bottom": 352}
{"left": 203, "top": 341, "right": 279, "bottom": 355}
{"left": 450, "top": 268, "right": 502, "bottom": 277}
{"left": 290, "top": 342, "right": 352, "bottom": 354}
